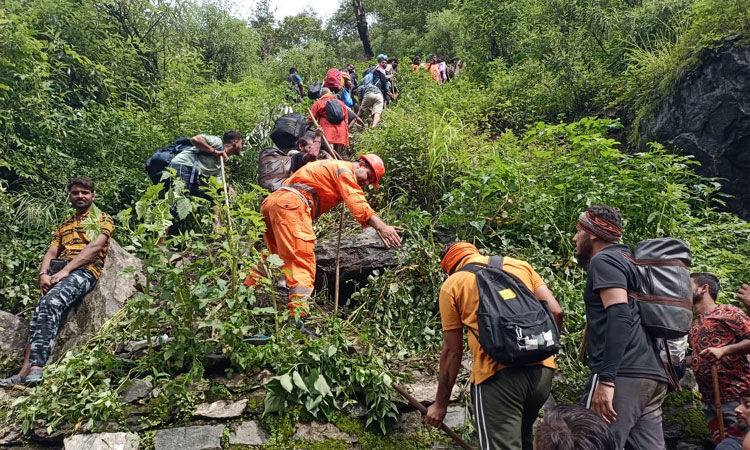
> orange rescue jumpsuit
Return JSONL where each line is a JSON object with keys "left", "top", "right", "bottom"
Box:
{"left": 256, "top": 160, "right": 376, "bottom": 314}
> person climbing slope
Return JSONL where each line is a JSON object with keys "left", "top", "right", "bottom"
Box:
{"left": 245, "top": 155, "right": 402, "bottom": 336}
{"left": 309, "top": 87, "right": 350, "bottom": 155}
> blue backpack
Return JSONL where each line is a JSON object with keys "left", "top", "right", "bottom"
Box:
{"left": 360, "top": 72, "right": 374, "bottom": 86}
{"left": 145, "top": 137, "right": 192, "bottom": 184}
{"left": 341, "top": 89, "right": 354, "bottom": 107}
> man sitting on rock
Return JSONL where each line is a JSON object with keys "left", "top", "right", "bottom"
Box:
{"left": 0, "top": 177, "right": 114, "bottom": 386}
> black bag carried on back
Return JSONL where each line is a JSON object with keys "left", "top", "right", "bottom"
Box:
{"left": 307, "top": 82, "right": 323, "bottom": 100}
{"left": 145, "top": 137, "right": 192, "bottom": 184}
{"left": 270, "top": 113, "right": 307, "bottom": 149}
{"left": 257, "top": 147, "right": 293, "bottom": 192}
{"left": 623, "top": 238, "right": 693, "bottom": 339}
{"left": 459, "top": 256, "right": 559, "bottom": 366}
{"left": 324, "top": 99, "right": 345, "bottom": 124}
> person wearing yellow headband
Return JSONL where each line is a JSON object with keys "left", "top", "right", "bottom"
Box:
{"left": 425, "top": 241, "right": 563, "bottom": 450}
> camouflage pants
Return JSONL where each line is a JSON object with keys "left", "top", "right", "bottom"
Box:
{"left": 29, "top": 268, "right": 96, "bottom": 367}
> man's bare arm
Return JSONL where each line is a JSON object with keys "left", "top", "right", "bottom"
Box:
{"left": 49, "top": 234, "right": 108, "bottom": 284}
{"left": 534, "top": 284, "right": 564, "bottom": 331}
{"left": 424, "top": 329, "right": 463, "bottom": 427}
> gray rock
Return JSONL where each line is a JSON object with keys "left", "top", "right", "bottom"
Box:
{"left": 443, "top": 405, "right": 466, "bottom": 429}
{"left": 192, "top": 398, "right": 247, "bottom": 419}
{"left": 0, "top": 387, "right": 10, "bottom": 405}
{"left": 639, "top": 39, "right": 750, "bottom": 219}
{"left": 212, "top": 372, "right": 247, "bottom": 389}
{"left": 64, "top": 432, "right": 140, "bottom": 450}
{"left": 229, "top": 420, "right": 269, "bottom": 446}
{"left": 33, "top": 421, "right": 74, "bottom": 442}
{"left": 49, "top": 240, "right": 143, "bottom": 362}
{"left": 0, "top": 424, "right": 22, "bottom": 445}
{"left": 397, "top": 379, "right": 461, "bottom": 404}
{"left": 122, "top": 334, "right": 171, "bottom": 354}
{"left": 0, "top": 310, "right": 28, "bottom": 358}
{"left": 345, "top": 402, "right": 368, "bottom": 418}
{"left": 680, "top": 368, "right": 699, "bottom": 392}
{"left": 293, "top": 422, "right": 357, "bottom": 443}
{"left": 120, "top": 379, "right": 152, "bottom": 403}
{"left": 154, "top": 425, "right": 224, "bottom": 450}
{"left": 394, "top": 410, "right": 424, "bottom": 435}
{"left": 314, "top": 227, "right": 404, "bottom": 280}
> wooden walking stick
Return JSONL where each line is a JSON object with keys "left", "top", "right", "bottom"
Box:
{"left": 307, "top": 108, "right": 344, "bottom": 160}
{"left": 711, "top": 365, "right": 726, "bottom": 441}
{"left": 219, "top": 156, "right": 233, "bottom": 232}
{"left": 392, "top": 383, "right": 472, "bottom": 450}
{"left": 307, "top": 108, "right": 346, "bottom": 313}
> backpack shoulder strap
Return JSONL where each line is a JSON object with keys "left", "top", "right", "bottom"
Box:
{"left": 488, "top": 255, "right": 504, "bottom": 270}
{"left": 457, "top": 262, "right": 485, "bottom": 274}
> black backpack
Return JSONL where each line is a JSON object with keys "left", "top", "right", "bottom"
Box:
{"left": 324, "top": 99, "right": 345, "bottom": 124}
{"left": 145, "top": 137, "right": 192, "bottom": 184}
{"left": 622, "top": 238, "right": 693, "bottom": 339}
{"left": 270, "top": 113, "right": 307, "bottom": 149}
{"left": 308, "top": 82, "right": 323, "bottom": 100}
{"left": 459, "top": 256, "right": 560, "bottom": 366}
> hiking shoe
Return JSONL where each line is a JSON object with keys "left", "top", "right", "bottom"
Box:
{"left": 0, "top": 374, "right": 25, "bottom": 387}
{"left": 24, "top": 368, "right": 43, "bottom": 385}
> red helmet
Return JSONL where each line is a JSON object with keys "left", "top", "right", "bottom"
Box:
{"left": 358, "top": 153, "right": 385, "bottom": 188}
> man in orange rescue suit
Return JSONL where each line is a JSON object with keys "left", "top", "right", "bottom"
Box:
{"left": 247, "top": 154, "right": 402, "bottom": 334}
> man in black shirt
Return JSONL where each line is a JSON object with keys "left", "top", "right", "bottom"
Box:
{"left": 574, "top": 205, "right": 668, "bottom": 449}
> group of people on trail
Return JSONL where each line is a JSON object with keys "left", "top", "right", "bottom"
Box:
{"left": 286, "top": 55, "right": 399, "bottom": 130}
{"left": 2, "top": 65, "right": 748, "bottom": 450}
{"left": 412, "top": 53, "right": 464, "bottom": 84}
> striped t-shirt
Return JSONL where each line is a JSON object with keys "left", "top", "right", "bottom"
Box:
{"left": 51, "top": 209, "right": 115, "bottom": 279}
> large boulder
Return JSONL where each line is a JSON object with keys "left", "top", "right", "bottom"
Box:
{"left": 314, "top": 227, "right": 404, "bottom": 298}
{"left": 639, "top": 39, "right": 750, "bottom": 219}
{"left": 0, "top": 310, "right": 29, "bottom": 358}
{"left": 49, "top": 240, "right": 143, "bottom": 362}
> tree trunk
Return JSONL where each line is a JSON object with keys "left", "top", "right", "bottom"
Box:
{"left": 352, "top": 0, "right": 374, "bottom": 58}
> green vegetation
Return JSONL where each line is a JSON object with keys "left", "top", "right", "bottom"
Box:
{"left": 1, "top": 0, "right": 749, "bottom": 445}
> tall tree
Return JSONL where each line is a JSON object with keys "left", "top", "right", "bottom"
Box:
{"left": 352, "top": 0, "right": 373, "bottom": 58}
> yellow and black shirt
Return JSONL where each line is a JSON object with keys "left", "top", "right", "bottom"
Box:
{"left": 51, "top": 209, "right": 115, "bottom": 279}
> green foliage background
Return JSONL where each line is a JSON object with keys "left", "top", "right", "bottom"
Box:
{"left": 1, "top": 0, "right": 749, "bottom": 445}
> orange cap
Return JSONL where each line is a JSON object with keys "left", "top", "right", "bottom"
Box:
{"left": 440, "top": 242, "right": 479, "bottom": 275}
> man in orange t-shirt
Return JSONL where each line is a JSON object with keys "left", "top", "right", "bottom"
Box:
{"left": 425, "top": 242, "right": 563, "bottom": 450}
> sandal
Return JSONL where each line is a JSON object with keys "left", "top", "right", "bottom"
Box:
{"left": 0, "top": 374, "right": 25, "bottom": 387}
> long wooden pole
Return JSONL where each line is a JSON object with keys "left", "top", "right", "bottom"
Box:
{"left": 392, "top": 383, "right": 472, "bottom": 450}
{"left": 711, "top": 365, "right": 725, "bottom": 441}
{"left": 307, "top": 108, "right": 346, "bottom": 313}
{"left": 219, "top": 156, "right": 233, "bottom": 232}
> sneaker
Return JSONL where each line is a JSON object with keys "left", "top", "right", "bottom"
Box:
{"left": 0, "top": 374, "right": 25, "bottom": 387}
{"left": 24, "top": 368, "right": 43, "bottom": 385}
